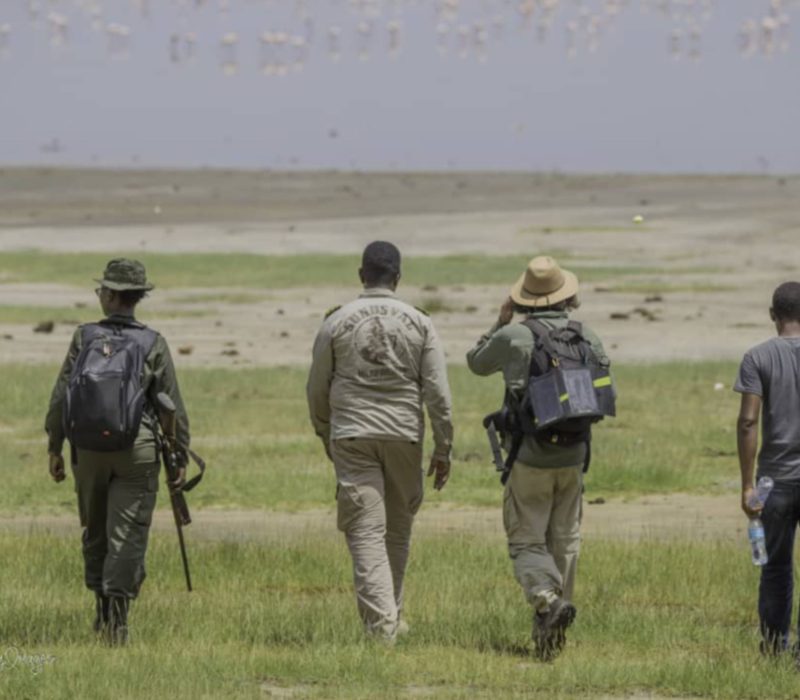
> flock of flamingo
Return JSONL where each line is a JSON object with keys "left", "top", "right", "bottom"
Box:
{"left": 0, "top": 0, "right": 795, "bottom": 76}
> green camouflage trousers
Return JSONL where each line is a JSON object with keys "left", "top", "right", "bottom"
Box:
{"left": 72, "top": 445, "right": 160, "bottom": 599}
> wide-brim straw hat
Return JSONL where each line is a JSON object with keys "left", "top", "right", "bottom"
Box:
{"left": 510, "top": 256, "right": 579, "bottom": 308}
{"left": 94, "top": 258, "right": 155, "bottom": 292}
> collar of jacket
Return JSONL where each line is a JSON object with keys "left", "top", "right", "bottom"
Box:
{"left": 103, "top": 312, "right": 138, "bottom": 325}
{"left": 359, "top": 287, "right": 397, "bottom": 299}
{"left": 525, "top": 310, "right": 569, "bottom": 320}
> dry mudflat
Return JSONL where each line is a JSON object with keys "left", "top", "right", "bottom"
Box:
{"left": 1, "top": 170, "right": 799, "bottom": 367}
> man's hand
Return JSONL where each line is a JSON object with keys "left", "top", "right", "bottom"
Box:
{"left": 169, "top": 466, "right": 187, "bottom": 492}
{"left": 49, "top": 453, "right": 65, "bottom": 483}
{"left": 742, "top": 485, "right": 762, "bottom": 518}
{"left": 427, "top": 456, "right": 450, "bottom": 491}
{"left": 497, "top": 297, "right": 515, "bottom": 327}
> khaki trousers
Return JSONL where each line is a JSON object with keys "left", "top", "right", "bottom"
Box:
{"left": 72, "top": 447, "right": 160, "bottom": 599}
{"left": 503, "top": 463, "right": 583, "bottom": 611}
{"left": 331, "top": 438, "right": 424, "bottom": 639}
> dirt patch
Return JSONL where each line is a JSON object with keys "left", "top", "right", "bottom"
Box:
{"left": 260, "top": 681, "right": 315, "bottom": 698}
{"left": 0, "top": 280, "right": 778, "bottom": 367}
{"left": 0, "top": 494, "right": 744, "bottom": 542}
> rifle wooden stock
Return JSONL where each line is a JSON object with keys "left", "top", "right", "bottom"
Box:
{"left": 166, "top": 452, "right": 192, "bottom": 527}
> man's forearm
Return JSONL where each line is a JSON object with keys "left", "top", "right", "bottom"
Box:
{"left": 47, "top": 434, "right": 64, "bottom": 456}
{"left": 315, "top": 427, "right": 332, "bottom": 460}
{"left": 466, "top": 321, "right": 504, "bottom": 376}
{"left": 431, "top": 419, "right": 453, "bottom": 461}
{"left": 309, "top": 408, "right": 331, "bottom": 452}
{"left": 737, "top": 423, "right": 758, "bottom": 488}
{"left": 308, "top": 395, "right": 331, "bottom": 444}
{"left": 45, "top": 400, "right": 66, "bottom": 456}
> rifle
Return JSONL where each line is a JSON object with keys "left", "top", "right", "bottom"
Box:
{"left": 483, "top": 413, "right": 506, "bottom": 474}
{"left": 156, "top": 392, "right": 197, "bottom": 592}
{"left": 482, "top": 409, "right": 522, "bottom": 485}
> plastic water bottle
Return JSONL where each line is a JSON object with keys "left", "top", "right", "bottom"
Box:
{"left": 747, "top": 476, "right": 774, "bottom": 567}
{"left": 748, "top": 518, "right": 768, "bottom": 566}
{"left": 749, "top": 476, "right": 775, "bottom": 509}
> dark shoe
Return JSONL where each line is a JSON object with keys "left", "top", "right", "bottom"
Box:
{"left": 532, "top": 611, "right": 549, "bottom": 660}
{"left": 533, "top": 598, "right": 576, "bottom": 662}
{"left": 760, "top": 630, "right": 789, "bottom": 657}
{"left": 107, "top": 597, "right": 130, "bottom": 646}
{"left": 93, "top": 593, "right": 110, "bottom": 634}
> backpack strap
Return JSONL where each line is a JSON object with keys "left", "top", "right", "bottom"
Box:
{"left": 522, "top": 318, "right": 559, "bottom": 371}
{"left": 95, "top": 319, "right": 158, "bottom": 356}
{"left": 566, "top": 319, "right": 592, "bottom": 363}
{"left": 134, "top": 326, "right": 159, "bottom": 356}
{"left": 79, "top": 322, "right": 107, "bottom": 345}
{"left": 525, "top": 318, "right": 592, "bottom": 366}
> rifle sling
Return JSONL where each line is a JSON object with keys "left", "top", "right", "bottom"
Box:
{"left": 182, "top": 448, "right": 206, "bottom": 493}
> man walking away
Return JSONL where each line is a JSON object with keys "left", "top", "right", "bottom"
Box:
{"left": 46, "top": 259, "right": 191, "bottom": 645}
{"left": 736, "top": 281, "right": 800, "bottom": 658}
{"left": 306, "top": 241, "right": 453, "bottom": 643}
{"left": 466, "top": 255, "right": 613, "bottom": 661}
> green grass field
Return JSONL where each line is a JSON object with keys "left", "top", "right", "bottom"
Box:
{"left": 0, "top": 531, "right": 789, "bottom": 699}
{"left": 0, "top": 245, "right": 771, "bottom": 698}
{"left": 0, "top": 251, "right": 720, "bottom": 290}
{"left": 0, "top": 361, "right": 740, "bottom": 514}
{"left": 4, "top": 358, "right": 773, "bottom": 698}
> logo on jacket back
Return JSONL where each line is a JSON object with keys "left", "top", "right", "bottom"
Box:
{"left": 352, "top": 315, "right": 414, "bottom": 379}
{"left": 356, "top": 317, "right": 400, "bottom": 365}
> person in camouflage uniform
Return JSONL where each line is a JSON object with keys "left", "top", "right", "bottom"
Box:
{"left": 46, "top": 258, "right": 191, "bottom": 645}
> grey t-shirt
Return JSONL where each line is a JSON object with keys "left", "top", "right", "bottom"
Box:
{"left": 734, "top": 336, "right": 800, "bottom": 481}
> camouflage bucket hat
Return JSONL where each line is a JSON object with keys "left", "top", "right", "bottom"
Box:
{"left": 94, "top": 258, "right": 155, "bottom": 292}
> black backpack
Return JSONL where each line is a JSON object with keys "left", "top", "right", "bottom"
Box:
{"left": 516, "top": 318, "right": 615, "bottom": 446}
{"left": 64, "top": 320, "right": 158, "bottom": 452}
{"left": 483, "top": 318, "right": 615, "bottom": 484}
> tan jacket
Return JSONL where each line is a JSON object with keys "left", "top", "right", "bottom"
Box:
{"left": 307, "top": 287, "right": 453, "bottom": 460}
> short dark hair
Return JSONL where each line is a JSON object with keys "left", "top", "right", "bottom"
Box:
{"left": 113, "top": 289, "right": 147, "bottom": 307}
{"left": 361, "top": 241, "right": 401, "bottom": 287}
{"left": 772, "top": 282, "right": 800, "bottom": 322}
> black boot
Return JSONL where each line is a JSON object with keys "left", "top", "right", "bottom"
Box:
{"left": 107, "top": 596, "right": 130, "bottom": 646}
{"left": 93, "top": 593, "right": 110, "bottom": 633}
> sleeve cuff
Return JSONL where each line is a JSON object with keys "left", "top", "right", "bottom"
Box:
{"left": 433, "top": 446, "right": 452, "bottom": 461}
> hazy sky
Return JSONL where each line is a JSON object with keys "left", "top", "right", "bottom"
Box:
{"left": 1, "top": 0, "right": 798, "bottom": 172}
